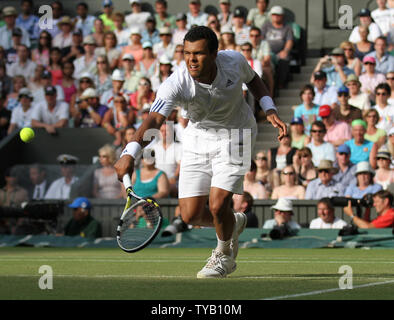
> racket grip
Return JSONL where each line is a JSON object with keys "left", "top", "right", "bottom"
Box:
{"left": 122, "top": 174, "right": 132, "bottom": 189}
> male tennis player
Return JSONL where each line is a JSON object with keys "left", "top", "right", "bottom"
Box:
{"left": 115, "top": 26, "right": 287, "bottom": 278}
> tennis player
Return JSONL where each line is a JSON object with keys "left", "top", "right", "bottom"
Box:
{"left": 115, "top": 26, "right": 287, "bottom": 278}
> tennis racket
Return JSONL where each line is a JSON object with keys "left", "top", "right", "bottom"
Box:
{"left": 116, "top": 174, "right": 163, "bottom": 253}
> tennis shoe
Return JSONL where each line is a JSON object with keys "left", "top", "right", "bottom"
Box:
{"left": 231, "top": 212, "right": 247, "bottom": 260}
{"left": 196, "top": 249, "right": 236, "bottom": 278}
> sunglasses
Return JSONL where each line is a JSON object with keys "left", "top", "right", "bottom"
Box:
{"left": 386, "top": 77, "right": 394, "bottom": 81}
{"left": 338, "top": 93, "right": 349, "bottom": 97}
{"left": 301, "top": 154, "right": 310, "bottom": 158}
{"left": 139, "top": 82, "right": 149, "bottom": 86}
{"left": 377, "top": 157, "right": 388, "bottom": 160}
{"left": 282, "top": 171, "right": 295, "bottom": 175}
{"left": 376, "top": 92, "right": 387, "bottom": 96}
{"left": 338, "top": 152, "right": 348, "bottom": 156}
{"left": 318, "top": 169, "right": 330, "bottom": 174}
{"left": 241, "top": 48, "right": 252, "bottom": 52}
{"left": 255, "top": 157, "right": 267, "bottom": 161}
{"left": 80, "top": 79, "right": 91, "bottom": 83}
{"left": 311, "top": 129, "right": 324, "bottom": 133}
{"left": 97, "top": 61, "right": 106, "bottom": 64}
{"left": 364, "top": 62, "right": 375, "bottom": 65}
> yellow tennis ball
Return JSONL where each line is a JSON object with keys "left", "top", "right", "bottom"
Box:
{"left": 20, "top": 127, "right": 35, "bottom": 143}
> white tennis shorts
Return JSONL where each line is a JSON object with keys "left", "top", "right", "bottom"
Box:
{"left": 178, "top": 123, "right": 257, "bottom": 198}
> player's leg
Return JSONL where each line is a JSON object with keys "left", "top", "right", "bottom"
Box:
{"left": 178, "top": 196, "right": 213, "bottom": 227}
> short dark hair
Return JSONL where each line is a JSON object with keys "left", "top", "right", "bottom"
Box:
{"left": 242, "top": 191, "right": 254, "bottom": 211}
{"left": 156, "top": 0, "right": 167, "bottom": 7}
{"left": 375, "top": 82, "right": 391, "bottom": 96}
{"left": 300, "top": 84, "right": 315, "bottom": 98}
{"left": 311, "top": 120, "right": 326, "bottom": 133}
{"left": 317, "top": 197, "right": 334, "bottom": 211}
{"left": 184, "top": 26, "right": 219, "bottom": 54}
{"left": 373, "top": 190, "right": 393, "bottom": 206}
{"left": 250, "top": 26, "right": 261, "bottom": 35}
{"left": 77, "top": 2, "right": 88, "bottom": 9}
{"left": 375, "top": 36, "right": 387, "bottom": 44}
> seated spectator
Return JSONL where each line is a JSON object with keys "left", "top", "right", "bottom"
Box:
{"left": 122, "top": 28, "right": 144, "bottom": 64}
{"left": 206, "top": 13, "right": 221, "bottom": 41}
{"left": 142, "top": 15, "right": 160, "bottom": 46}
{"left": 371, "top": 0, "right": 391, "bottom": 37}
{"left": 93, "top": 144, "right": 124, "bottom": 199}
{"left": 60, "top": 29, "right": 84, "bottom": 64}
{"left": 332, "top": 86, "right": 363, "bottom": 125}
{"left": 345, "top": 74, "right": 371, "bottom": 111}
{"left": 333, "top": 144, "right": 357, "bottom": 186}
{"left": 59, "top": 61, "right": 77, "bottom": 104}
{"left": 186, "top": 0, "right": 208, "bottom": 29}
{"left": 369, "top": 127, "right": 394, "bottom": 170}
{"left": 46, "top": 1, "right": 63, "bottom": 39}
{"left": 307, "top": 121, "right": 336, "bottom": 167}
{"left": 373, "top": 83, "right": 393, "bottom": 133}
{"left": 91, "top": 18, "right": 105, "bottom": 47}
{"left": 305, "top": 160, "right": 345, "bottom": 199}
{"left": 345, "top": 120, "right": 374, "bottom": 165}
{"left": 52, "top": 16, "right": 74, "bottom": 50}
{"left": 172, "top": 44, "right": 186, "bottom": 73}
{"left": 74, "top": 88, "right": 109, "bottom": 128}
{"left": 31, "top": 86, "right": 68, "bottom": 134}
{"left": 7, "top": 88, "right": 35, "bottom": 134}
{"left": 311, "top": 70, "right": 338, "bottom": 108}
{"left": 99, "top": 0, "right": 115, "bottom": 32}
{"left": 312, "top": 48, "right": 355, "bottom": 89}
{"left": 64, "top": 197, "right": 102, "bottom": 238}
{"left": 364, "top": 108, "right": 387, "bottom": 147}
{"left": 69, "top": 73, "right": 95, "bottom": 120}
{"left": 254, "top": 150, "right": 274, "bottom": 195}
{"left": 31, "top": 31, "right": 52, "bottom": 67}
{"left": 151, "top": 55, "right": 173, "bottom": 92}
{"left": 138, "top": 41, "right": 158, "bottom": 79}
{"left": 354, "top": 25, "right": 375, "bottom": 61}
{"left": 386, "top": 71, "right": 394, "bottom": 105}
{"left": 294, "top": 84, "right": 320, "bottom": 135}
{"left": 349, "top": 9, "right": 382, "bottom": 44}
{"left": 365, "top": 36, "right": 394, "bottom": 75}
{"left": 271, "top": 165, "right": 305, "bottom": 200}
{"left": 45, "top": 154, "right": 79, "bottom": 200}
{"left": 16, "top": 0, "right": 39, "bottom": 42}
{"left": 359, "top": 56, "right": 386, "bottom": 101}
{"left": 129, "top": 77, "right": 156, "bottom": 112}
{"left": 262, "top": 198, "right": 301, "bottom": 230}
{"left": 116, "top": 125, "right": 137, "bottom": 160}
{"left": 125, "top": 0, "right": 151, "bottom": 30}
{"left": 0, "top": 61, "right": 12, "bottom": 99}
{"left": 309, "top": 198, "right": 347, "bottom": 229}
{"left": 95, "top": 31, "right": 121, "bottom": 71}
{"left": 48, "top": 47, "right": 63, "bottom": 86}
{"left": 102, "top": 93, "right": 135, "bottom": 146}
{"left": 319, "top": 104, "right": 352, "bottom": 147}
{"left": 7, "top": 44, "right": 36, "bottom": 80}
{"left": 343, "top": 190, "right": 394, "bottom": 228}
{"left": 232, "top": 191, "right": 258, "bottom": 228}
{"left": 94, "top": 55, "right": 113, "bottom": 96}
{"left": 374, "top": 149, "right": 394, "bottom": 190}
{"left": 132, "top": 149, "right": 170, "bottom": 198}
{"left": 293, "top": 147, "right": 318, "bottom": 187}
{"left": 290, "top": 117, "right": 310, "bottom": 149}
{"left": 113, "top": 12, "right": 130, "bottom": 48}
{"left": 6, "top": 27, "right": 23, "bottom": 64}
{"left": 0, "top": 102, "right": 11, "bottom": 140}
{"left": 153, "top": 27, "right": 175, "bottom": 61}
{"left": 32, "top": 70, "right": 65, "bottom": 104}
{"left": 28, "top": 164, "right": 48, "bottom": 201}
{"left": 247, "top": 0, "right": 269, "bottom": 29}
{"left": 217, "top": 0, "right": 233, "bottom": 29}
{"left": 268, "top": 133, "right": 298, "bottom": 187}
{"left": 244, "top": 160, "right": 268, "bottom": 199}
{"left": 232, "top": 8, "right": 250, "bottom": 46}
{"left": 340, "top": 41, "right": 362, "bottom": 76}
{"left": 0, "top": 6, "right": 31, "bottom": 50}
{"left": 74, "top": 2, "right": 96, "bottom": 37}
{"left": 151, "top": 122, "right": 182, "bottom": 197}
{"left": 120, "top": 54, "right": 143, "bottom": 94}
{"left": 261, "top": 5, "right": 293, "bottom": 89}
{"left": 173, "top": 13, "right": 189, "bottom": 46}
{"left": 0, "top": 167, "right": 28, "bottom": 207}
{"left": 73, "top": 35, "right": 98, "bottom": 80}
{"left": 100, "top": 69, "right": 127, "bottom": 110}
{"left": 345, "top": 161, "right": 382, "bottom": 199}
{"left": 219, "top": 26, "right": 237, "bottom": 51}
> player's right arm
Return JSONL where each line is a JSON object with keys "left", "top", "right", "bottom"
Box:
{"left": 114, "top": 112, "right": 166, "bottom": 181}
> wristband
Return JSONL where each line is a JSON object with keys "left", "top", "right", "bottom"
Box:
{"left": 259, "top": 96, "right": 277, "bottom": 113}
{"left": 121, "top": 141, "right": 142, "bottom": 159}
{"left": 87, "top": 106, "right": 94, "bottom": 113}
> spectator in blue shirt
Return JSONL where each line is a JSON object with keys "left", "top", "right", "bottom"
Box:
{"left": 141, "top": 16, "right": 161, "bottom": 45}
{"left": 365, "top": 36, "right": 394, "bottom": 75}
{"left": 305, "top": 160, "right": 345, "bottom": 200}
{"left": 311, "top": 70, "right": 339, "bottom": 108}
{"left": 294, "top": 84, "right": 321, "bottom": 135}
{"left": 74, "top": 2, "right": 96, "bottom": 37}
{"left": 345, "top": 161, "right": 382, "bottom": 199}
{"left": 16, "top": 0, "right": 39, "bottom": 41}
{"left": 333, "top": 144, "right": 357, "bottom": 186}
{"left": 345, "top": 119, "right": 374, "bottom": 165}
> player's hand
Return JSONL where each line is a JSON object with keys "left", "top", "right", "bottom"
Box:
{"left": 114, "top": 155, "right": 135, "bottom": 182}
{"left": 266, "top": 110, "right": 288, "bottom": 141}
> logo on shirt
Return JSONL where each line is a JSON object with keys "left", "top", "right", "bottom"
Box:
{"left": 226, "top": 79, "right": 234, "bottom": 87}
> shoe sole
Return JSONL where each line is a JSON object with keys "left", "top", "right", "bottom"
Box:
{"left": 231, "top": 212, "right": 247, "bottom": 261}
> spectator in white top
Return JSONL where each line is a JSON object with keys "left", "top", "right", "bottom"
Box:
{"left": 7, "top": 88, "right": 35, "bottom": 134}
{"left": 74, "top": 2, "right": 96, "bottom": 37}
{"left": 371, "top": 0, "right": 392, "bottom": 36}
{"left": 232, "top": 8, "right": 250, "bottom": 46}
{"left": 345, "top": 74, "right": 371, "bottom": 111}
{"left": 246, "top": 0, "right": 270, "bottom": 29}
{"left": 262, "top": 198, "right": 301, "bottom": 230}
{"left": 218, "top": 0, "right": 233, "bottom": 29}
{"left": 153, "top": 27, "right": 176, "bottom": 60}
{"left": 32, "top": 70, "right": 65, "bottom": 103}
{"left": 186, "top": 0, "right": 208, "bottom": 29}
{"left": 73, "top": 35, "right": 98, "bottom": 79}
{"left": 173, "top": 13, "right": 189, "bottom": 46}
{"left": 6, "top": 45, "right": 36, "bottom": 80}
{"left": 307, "top": 121, "right": 336, "bottom": 166}
{"left": 47, "top": 1, "right": 64, "bottom": 39}
{"left": 373, "top": 83, "right": 393, "bottom": 133}
{"left": 52, "top": 16, "right": 74, "bottom": 50}
{"left": 45, "top": 154, "right": 79, "bottom": 200}
{"left": 309, "top": 198, "right": 347, "bottom": 229}
{"left": 349, "top": 8, "right": 382, "bottom": 44}
{"left": 31, "top": 86, "right": 69, "bottom": 134}
{"left": 311, "top": 71, "right": 339, "bottom": 108}
{"left": 0, "top": 7, "right": 30, "bottom": 50}
{"left": 125, "top": 0, "right": 152, "bottom": 30}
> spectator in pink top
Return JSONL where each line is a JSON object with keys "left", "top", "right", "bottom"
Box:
{"left": 359, "top": 55, "right": 386, "bottom": 101}
{"left": 319, "top": 104, "right": 352, "bottom": 147}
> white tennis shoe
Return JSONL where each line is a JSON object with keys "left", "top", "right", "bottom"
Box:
{"left": 231, "top": 212, "right": 247, "bottom": 260}
{"left": 196, "top": 249, "right": 236, "bottom": 278}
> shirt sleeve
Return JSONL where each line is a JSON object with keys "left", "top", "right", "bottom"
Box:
{"left": 371, "top": 210, "right": 394, "bottom": 228}
{"left": 238, "top": 52, "right": 257, "bottom": 84}
{"left": 58, "top": 103, "right": 69, "bottom": 120}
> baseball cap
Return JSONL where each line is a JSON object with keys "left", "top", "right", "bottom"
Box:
{"left": 44, "top": 86, "right": 57, "bottom": 96}
{"left": 122, "top": 53, "right": 135, "bottom": 61}
{"left": 112, "top": 69, "right": 125, "bottom": 81}
{"left": 331, "top": 47, "right": 344, "bottom": 55}
{"left": 69, "top": 197, "right": 91, "bottom": 209}
{"left": 142, "top": 41, "right": 153, "bottom": 49}
{"left": 233, "top": 8, "right": 243, "bottom": 18}
{"left": 337, "top": 86, "right": 349, "bottom": 94}
{"left": 337, "top": 144, "right": 350, "bottom": 154}
{"left": 176, "top": 13, "right": 187, "bottom": 21}
{"left": 2, "top": 6, "right": 17, "bottom": 17}
{"left": 358, "top": 8, "right": 371, "bottom": 17}
{"left": 57, "top": 154, "right": 79, "bottom": 165}
{"left": 12, "top": 27, "right": 23, "bottom": 37}
{"left": 314, "top": 70, "right": 327, "bottom": 80}
{"left": 363, "top": 56, "right": 376, "bottom": 64}
{"left": 290, "top": 117, "right": 303, "bottom": 125}
{"left": 318, "top": 104, "right": 332, "bottom": 117}
{"left": 270, "top": 5, "right": 284, "bottom": 15}
{"left": 102, "top": 0, "right": 113, "bottom": 7}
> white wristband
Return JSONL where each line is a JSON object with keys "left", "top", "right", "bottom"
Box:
{"left": 259, "top": 96, "right": 277, "bottom": 113}
{"left": 121, "top": 141, "right": 142, "bottom": 159}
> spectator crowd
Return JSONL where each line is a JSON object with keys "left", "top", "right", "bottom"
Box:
{"left": 0, "top": 0, "right": 393, "bottom": 236}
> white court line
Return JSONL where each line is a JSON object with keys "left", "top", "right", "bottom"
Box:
{"left": 262, "top": 279, "right": 394, "bottom": 300}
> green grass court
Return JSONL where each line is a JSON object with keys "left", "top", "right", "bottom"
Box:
{"left": 1, "top": 247, "right": 393, "bottom": 300}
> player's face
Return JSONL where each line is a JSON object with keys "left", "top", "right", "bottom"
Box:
{"left": 184, "top": 39, "right": 217, "bottom": 83}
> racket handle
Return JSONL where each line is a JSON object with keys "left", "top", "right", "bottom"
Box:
{"left": 122, "top": 174, "right": 132, "bottom": 189}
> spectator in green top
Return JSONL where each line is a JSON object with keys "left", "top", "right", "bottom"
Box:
{"left": 64, "top": 197, "right": 102, "bottom": 238}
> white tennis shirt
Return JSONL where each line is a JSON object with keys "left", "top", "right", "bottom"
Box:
{"left": 150, "top": 50, "right": 257, "bottom": 130}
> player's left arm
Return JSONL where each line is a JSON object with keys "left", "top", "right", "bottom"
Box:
{"left": 246, "top": 72, "right": 288, "bottom": 140}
